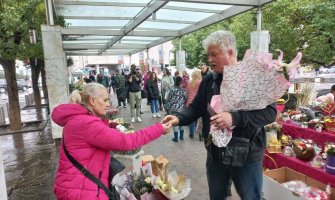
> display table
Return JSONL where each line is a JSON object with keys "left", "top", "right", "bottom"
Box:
{"left": 264, "top": 122, "right": 335, "bottom": 187}
{"left": 264, "top": 152, "right": 335, "bottom": 187}
{"left": 281, "top": 122, "right": 335, "bottom": 146}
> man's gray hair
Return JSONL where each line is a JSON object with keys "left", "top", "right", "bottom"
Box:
{"left": 202, "top": 30, "right": 237, "bottom": 55}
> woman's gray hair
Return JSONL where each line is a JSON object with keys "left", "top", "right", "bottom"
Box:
{"left": 68, "top": 83, "right": 107, "bottom": 104}
{"left": 202, "top": 30, "right": 237, "bottom": 55}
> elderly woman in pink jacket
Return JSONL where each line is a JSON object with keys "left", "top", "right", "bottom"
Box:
{"left": 52, "top": 83, "right": 172, "bottom": 200}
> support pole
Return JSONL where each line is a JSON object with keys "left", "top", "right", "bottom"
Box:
{"left": 25, "top": 95, "right": 30, "bottom": 106}
{"left": 250, "top": 7, "right": 270, "bottom": 54}
{"left": 0, "top": 107, "right": 5, "bottom": 125}
{"left": 44, "top": 0, "right": 54, "bottom": 25}
{"left": 179, "top": 37, "right": 182, "bottom": 51}
{"left": 257, "top": 8, "right": 262, "bottom": 31}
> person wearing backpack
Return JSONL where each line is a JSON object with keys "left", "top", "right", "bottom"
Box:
{"left": 166, "top": 76, "right": 187, "bottom": 142}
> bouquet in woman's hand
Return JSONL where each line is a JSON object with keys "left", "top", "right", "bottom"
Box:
{"left": 209, "top": 49, "right": 302, "bottom": 147}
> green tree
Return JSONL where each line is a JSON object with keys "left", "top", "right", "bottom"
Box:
{"left": 263, "top": 0, "right": 335, "bottom": 67}
{"left": 171, "top": 0, "right": 335, "bottom": 69}
{"left": 0, "top": 0, "right": 43, "bottom": 130}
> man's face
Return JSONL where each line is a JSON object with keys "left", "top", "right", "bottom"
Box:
{"left": 200, "top": 65, "right": 207, "bottom": 73}
{"left": 207, "top": 45, "right": 230, "bottom": 73}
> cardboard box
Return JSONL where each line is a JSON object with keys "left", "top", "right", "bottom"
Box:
{"left": 263, "top": 167, "right": 335, "bottom": 200}
{"left": 142, "top": 155, "right": 169, "bottom": 176}
{"left": 142, "top": 155, "right": 155, "bottom": 163}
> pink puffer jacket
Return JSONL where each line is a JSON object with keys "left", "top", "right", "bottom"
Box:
{"left": 52, "top": 104, "right": 164, "bottom": 200}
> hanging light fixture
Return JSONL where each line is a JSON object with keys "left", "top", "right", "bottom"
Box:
{"left": 29, "top": 26, "right": 37, "bottom": 44}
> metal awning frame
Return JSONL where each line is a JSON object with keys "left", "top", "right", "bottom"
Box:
{"left": 52, "top": 0, "right": 274, "bottom": 56}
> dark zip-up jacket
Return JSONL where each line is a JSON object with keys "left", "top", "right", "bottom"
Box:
{"left": 147, "top": 79, "right": 160, "bottom": 99}
{"left": 127, "top": 72, "right": 142, "bottom": 92}
{"left": 176, "top": 72, "right": 277, "bottom": 163}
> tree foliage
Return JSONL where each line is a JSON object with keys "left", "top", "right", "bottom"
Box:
{"left": 0, "top": 0, "right": 48, "bottom": 130}
{"left": 172, "top": 0, "right": 335, "bottom": 68}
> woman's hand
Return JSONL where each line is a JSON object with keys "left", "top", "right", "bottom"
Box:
{"left": 161, "top": 122, "right": 173, "bottom": 135}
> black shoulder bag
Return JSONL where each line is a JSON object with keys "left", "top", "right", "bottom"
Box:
{"left": 62, "top": 138, "right": 122, "bottom": 200}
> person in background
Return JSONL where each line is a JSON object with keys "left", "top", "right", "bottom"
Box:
{"left": 52, "top": 83, "right": 172, "bottom": 200}
{"left": 97, "top": 72, "right": 109, "bottom": 88}
{"left": 89, "top": 72, "right": 96, "bottom": 82}
{"left": 199, "top": 62, "right": 211, "bottom": 78}
{"left": 173, "top": 70, "right": 180, "bottom": 83}
{"left": 84, "top": 76, "right": 92, "bottom": 84}
{"left": 143, "top": 71, "right": 151, "bottom": 105}
{"left": 196, "top": 62, "right": 211, "bottom": 141}
{"left": 181, "top": 70, "right": 190, "bottom": 89}
{"left": 146, "top": 72, "right": 161, "bottom": 118}
{"left": 162, "top": 30, "right": 276, "bottom": 199}
{"left": 128, "top": 64, "right": 142, "bottom": 122}
{"left": 115, "top": 70, "right": 127, "bottom": 108}
{"left": 161, "top": 68, "right": 174, "bottom": 111}
{"left": 317, "top": 85, "right": 335, "bottom": 103}
{"left": 110, "top": 73, "right": 117, "bottom": 94}
{"left": 166, "top": 76, "right": 187, "bottom": 142}
{"left": 185, "top": 70, "right": 202, "bottom": 139}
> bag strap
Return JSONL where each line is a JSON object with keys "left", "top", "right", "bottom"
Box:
{"left": 62, "top": 137, "right": 116, "bottom": 199}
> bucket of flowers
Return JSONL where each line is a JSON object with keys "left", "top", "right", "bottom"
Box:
{"left": 109, "top": 118, "right": 140, "bottom": 155}
{"left": 104, "top": 107, "right": 119, "bottom": 120}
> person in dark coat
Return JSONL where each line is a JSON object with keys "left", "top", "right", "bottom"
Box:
{"left": 147, "top": 72, "right": 161, "bottom": 118}
{"left": 115, "top": 70, "right": 127, "bottom": 108}
{"left": 161, "top": 30, "right": 277, "bottom": 200}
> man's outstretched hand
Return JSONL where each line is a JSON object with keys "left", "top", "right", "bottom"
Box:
{"left": 161, "top": 115, "right": 179, "bottom": 126}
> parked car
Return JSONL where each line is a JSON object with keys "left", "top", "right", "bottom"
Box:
{"left": 319, "top": 66, "right": 335, "bottom": 74}
{"left": 17, "top": 79, "right": 29, "bottom": 91}
{"left": 0, "top": 79, "right": 29, "bottom": 93}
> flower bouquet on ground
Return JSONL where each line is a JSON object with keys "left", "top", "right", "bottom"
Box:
{"left": 113, "top": 166, "right": 157, "bottom": 200}
{"left": 153, "top": 164, "right": 191, "bottom": 200}
{"left": 112, "top": 163, "right": 191, "bottom": 200}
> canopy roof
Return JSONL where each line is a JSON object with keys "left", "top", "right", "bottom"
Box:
{"left": 53, "top": 0, "right": 274, "bottom": 56}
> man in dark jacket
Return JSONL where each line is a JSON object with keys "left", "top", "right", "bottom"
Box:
{"left": 199, "top": 62, "right": 211, "bottom": 78}
{"left": 115, "top": 70, "right": 127, "bottom": 108}
{"left": 162, "top": 30, "right": 276, "bottom": 200}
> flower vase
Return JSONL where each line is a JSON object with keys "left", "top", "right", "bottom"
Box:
{"left": 326, "top": 155, "right": 335, "bottom": 175}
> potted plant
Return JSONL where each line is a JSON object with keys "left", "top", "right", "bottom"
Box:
{"left": 326, "top": 145, "right": 335, "bottom": 175}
